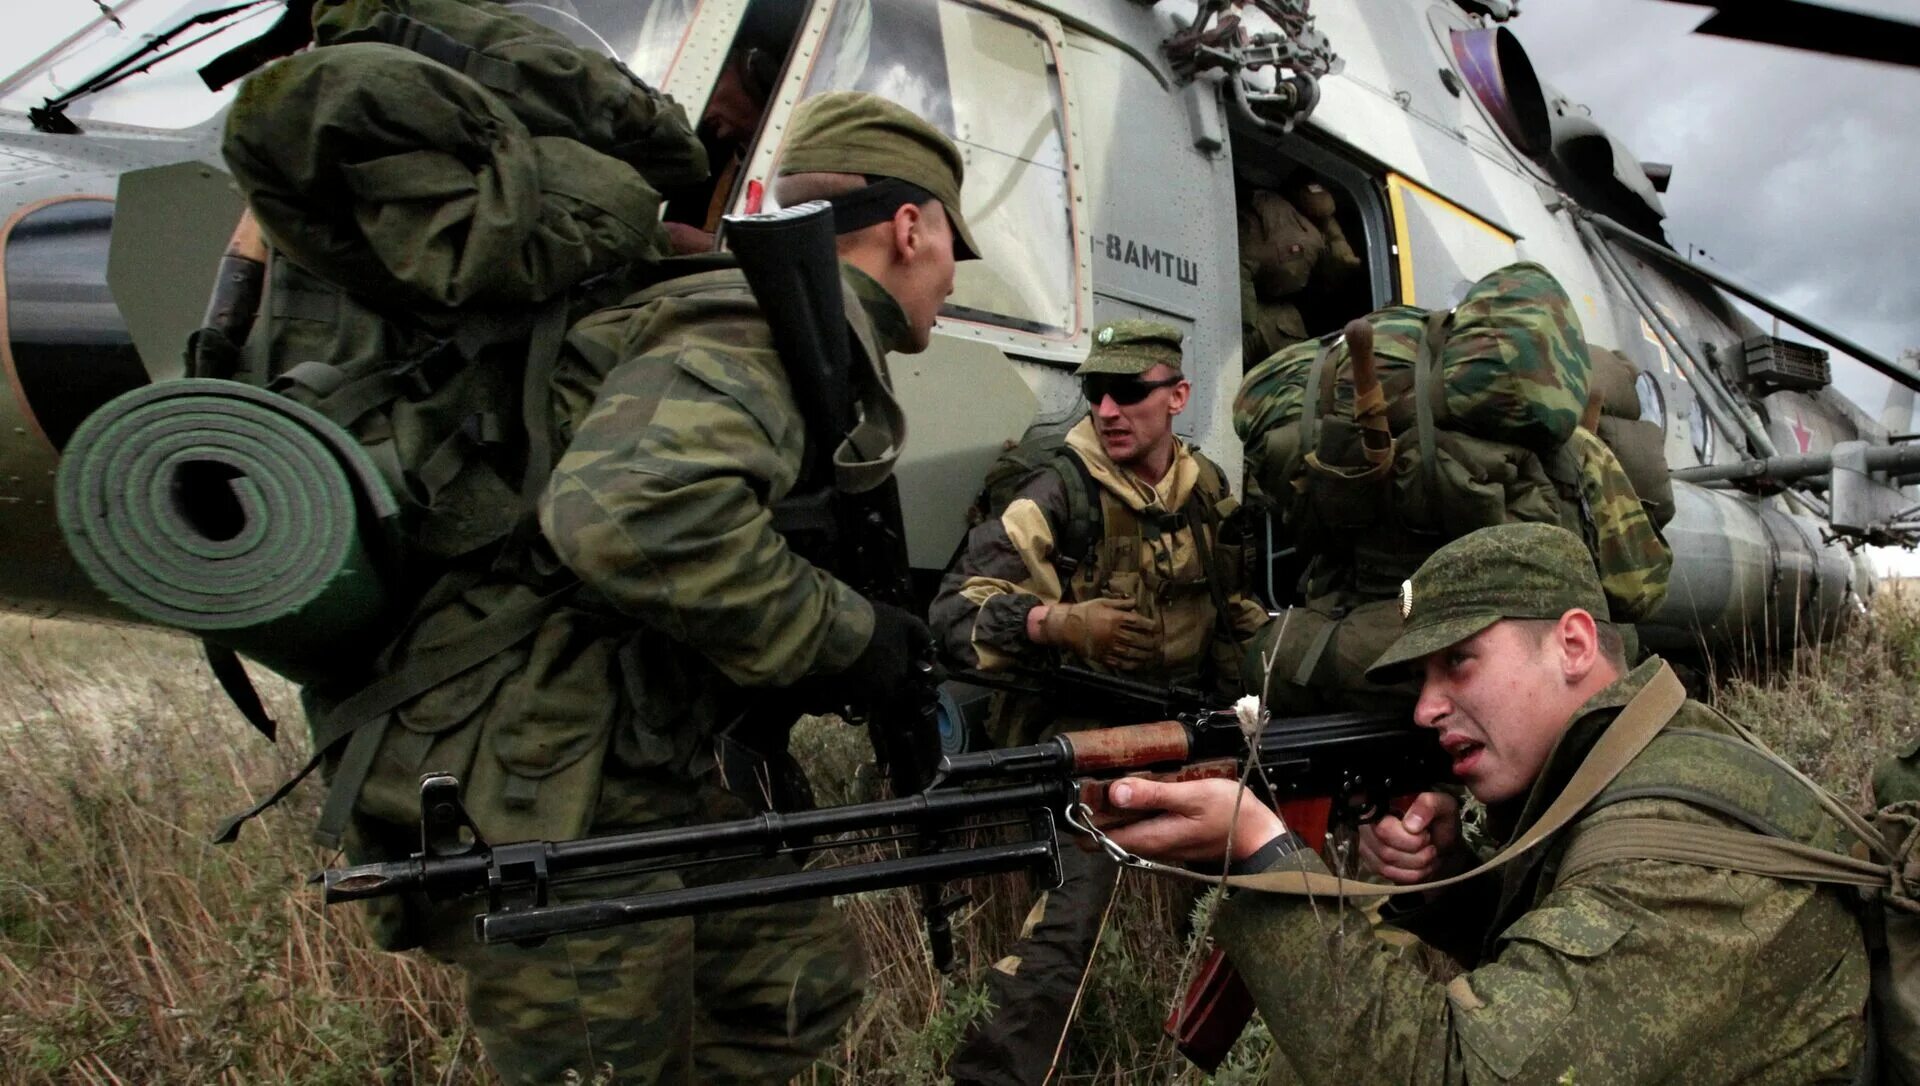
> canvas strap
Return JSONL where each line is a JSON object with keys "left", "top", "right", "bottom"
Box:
{"left": 1083, "top": 663, "right": 1687, "bottom": 898}
{"left": 1556, "top": 817, "right": 1889, "bottom": 889}
{"left": 1412, "top": 309, "right": 1452, "bottom": 518}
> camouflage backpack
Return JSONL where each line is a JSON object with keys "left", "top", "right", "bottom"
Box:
{"left": 215, "top": 0, "right": 706, "bottom": 565}
{"left": 1235, "top": 264, "right": 1671, "bottom": 709}
{"left": 202, "top": 0, "right": 708, "bottom": 842}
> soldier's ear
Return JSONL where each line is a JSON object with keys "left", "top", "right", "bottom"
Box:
{"left": 1554, "top": 608, "right": 1601, "bottom": 682}
{"left": 889, "top": 202, "right": 924, "bottom": 263}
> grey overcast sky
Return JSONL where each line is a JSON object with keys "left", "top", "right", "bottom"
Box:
{"left": 1513, "top": 0, "right": 1920, "bottom": 413}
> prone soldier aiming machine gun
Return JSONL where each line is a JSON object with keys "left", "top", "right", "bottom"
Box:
{"left": 320, "top": 667, "right": 1447, "bottom": 954}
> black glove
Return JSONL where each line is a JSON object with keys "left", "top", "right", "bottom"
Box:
{"left": 836, "top": 601, "right": 936, "bottom": 710}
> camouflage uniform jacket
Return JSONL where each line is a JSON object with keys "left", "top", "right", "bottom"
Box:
{"left": 1217, "top": 658, "right": 1868, "bottom": 1085}
{"left": 540, "top": 258, "right": 907, "bottom": 726}
{"left": 349, "top": 264, "right": 904, "bottom": 845}
{"left": 930, "top": 418, "right": 1269, "bottom": 694}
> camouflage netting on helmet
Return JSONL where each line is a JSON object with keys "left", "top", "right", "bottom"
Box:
{"left": 1234, "top": 261, "right": 1592, "bottom": 477}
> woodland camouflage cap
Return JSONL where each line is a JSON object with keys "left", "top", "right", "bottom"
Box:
{"left": 778, "top": 90, "right": 979, "bottom": 259}
{"left": 1076, "top": 320, "right": 1185, "bottom": 375}
{"left": 1367, "top": 522, "right": 1612, "bottom": 680}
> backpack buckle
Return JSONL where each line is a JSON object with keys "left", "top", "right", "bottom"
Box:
{"left": 393, "top": 341, "right": 464, "bottom": 400}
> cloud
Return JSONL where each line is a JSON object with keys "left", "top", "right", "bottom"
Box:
{"left": 1516, "top": 0, "right": 1920, "bottom": 406}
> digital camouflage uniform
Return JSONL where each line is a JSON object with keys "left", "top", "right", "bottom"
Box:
{"left": 347, "top": 90, "right": 975, "bottom": 1085}
{"left": 933, "top": 321, "right": 1269, "bottom": 1086}
{"left": 1218, "top": 524, "right": 1867, "bottom": 1085}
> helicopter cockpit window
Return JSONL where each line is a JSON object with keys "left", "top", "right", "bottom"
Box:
{"left": 1687, "top": 393, "right": 1716, "bottom": 464}
{"left": 1386, "top": 173, "right": 1519, "bottom": 308}
{"left": 785, "top": 0, "right": 1078, "bottom": 337}
{"left": 1635, "top": 370, "right": 1667, "bottom": 428}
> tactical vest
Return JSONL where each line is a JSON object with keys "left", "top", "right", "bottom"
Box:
{"left": 970, "top": 434, "right": 1248, "bottom": 697}
{"left": 1067, "top": 450, "right": 1243, "bottom": 674}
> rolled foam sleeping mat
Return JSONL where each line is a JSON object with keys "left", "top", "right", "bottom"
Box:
{"left": 56, "top": 379, "right": 403, "bottom": 683}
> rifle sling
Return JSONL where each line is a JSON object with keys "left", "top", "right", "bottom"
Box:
{"left": 1554, "top": 817, "right": 1888, "bottom": 890}
{"left": 1136, "top": 662, "right": 1687, "bottom": 898}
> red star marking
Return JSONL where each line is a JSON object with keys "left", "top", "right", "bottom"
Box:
{"left": 1790, "top": 413, "right": 1814, "bottom": 454}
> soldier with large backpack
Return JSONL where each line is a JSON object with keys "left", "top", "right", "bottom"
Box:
{"left": 216, "top": 1, "right": 978, "bottom": 1072}
{"left": 931, "top": 320, "right": 1270, "bottom": 1085}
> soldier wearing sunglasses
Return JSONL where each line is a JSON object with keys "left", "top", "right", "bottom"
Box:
{"left": 931, "top": 320, "right": 1271, "bottom": 1086}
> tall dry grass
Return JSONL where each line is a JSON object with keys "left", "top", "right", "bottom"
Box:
{"left": 3, "top": 596, "right": 1916, "bottom": 1083}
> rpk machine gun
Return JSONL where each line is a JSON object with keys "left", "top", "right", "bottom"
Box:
{"left": 321, "top": 684, "right": 1446, "bottom": 947}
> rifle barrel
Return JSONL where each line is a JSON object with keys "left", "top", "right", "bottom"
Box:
{"left": 480, "top": 838, "right": 1055, "bottom": 944}
{"left": 322, "top": 780, "right": 1065, "bottom": 904}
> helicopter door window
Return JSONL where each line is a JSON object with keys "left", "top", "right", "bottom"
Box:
{"left": 762, "top": 0, "right": 1080, "bottom": 338}
{"left": 1386, "top": 173, "right": 1519, "bottom": 308}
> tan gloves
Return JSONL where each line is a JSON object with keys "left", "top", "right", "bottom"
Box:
{"left": 1032, "top": 597, "right": 1157, "bottom": 670}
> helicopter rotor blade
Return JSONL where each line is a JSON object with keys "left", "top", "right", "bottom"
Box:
{"left": 1661, "top": 0, "right": 1920, "bottom": 69}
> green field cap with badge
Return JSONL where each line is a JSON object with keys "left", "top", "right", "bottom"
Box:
{"left": 1076, "top": 320, "right": 1185, "bottom": 376}
{"left": 778, "top": 90, "right": 980, "bottom": 260}
{"left": 1366, "top": 522, "right": 1612, "bottom": 681}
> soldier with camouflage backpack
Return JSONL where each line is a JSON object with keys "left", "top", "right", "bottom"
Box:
{"left": 932, "top": 320, "right": 1271, "bottom": 1086}
{"left": 218, "top": 1, "right": 979, "bottom": 1075}
{"left": 1096, "top": 522, "right": 1876, "bottom": 1085}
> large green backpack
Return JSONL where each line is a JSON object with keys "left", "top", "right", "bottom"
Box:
{"left": 1233, "top": 262, "right": 1669, "bottom": 619}
{"left": 217, "top": 0, "right": 707, "bottom": 564}
{"left": 1235, "top": 264, "right": 1671, "bottom": 710}
{"left": 195, "top": 0, "right": 709, "bottom": 843}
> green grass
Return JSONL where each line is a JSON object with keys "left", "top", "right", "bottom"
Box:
{"left": 2, "top": 597, "right": 1915, "bottom": 1083}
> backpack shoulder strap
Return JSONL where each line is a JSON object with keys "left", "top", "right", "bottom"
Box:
{"left": 1180, "top": 448, "right": 1240, "bottom": 650}
{"left": 1412, "top": 309, "right": 1451, "bottom": 504}
{"left": 1048, "top": 445, "right": 1103, "bottom": 580}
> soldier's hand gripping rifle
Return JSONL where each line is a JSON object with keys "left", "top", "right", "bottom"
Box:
{"left": 719, "top": 201, "right": 957, "bottom": 966}
{"left": 319, "top": 688, "right": 1448, "bottom": 950}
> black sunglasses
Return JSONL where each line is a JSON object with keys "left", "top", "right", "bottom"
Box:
{"left": 1082, "top": 374, "right": 1182, "bottom": 406}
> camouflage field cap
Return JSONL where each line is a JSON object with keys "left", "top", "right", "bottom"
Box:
{"left": 778, "top": 90, "right": 980, "bottom": 260}
{"left": 1366, "top": 522, "right": 1612, "bottom": 681}
{"left": 1076, "top": 320, "right": 1185, "bottom": 376}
